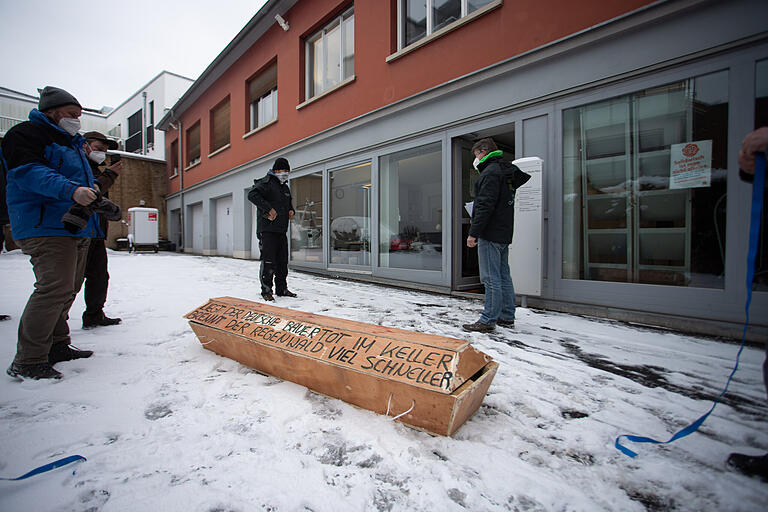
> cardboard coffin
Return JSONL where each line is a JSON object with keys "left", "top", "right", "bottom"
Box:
{"left": 185, "top": 297, "right": 498, "bottom": 436}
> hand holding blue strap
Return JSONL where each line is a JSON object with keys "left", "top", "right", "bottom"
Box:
{"left": 616, "top": 153, "right": 765, "bottom": 458}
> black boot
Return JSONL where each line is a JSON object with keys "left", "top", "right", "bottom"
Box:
{"left": 0, "top": 314, "right": 10, "bottom": 321}
{"left": 7, "top": 362, "right": 62, "bottom": 380}
{"left": 727, "top": 452, "right": 768, "bottom": 481}
{"left": 83, "top": 311, "right": 122, "bottom": 329}
{"left": 276, "top": 289, "right": 297, "bottom": 297}
{"left": 262, "top": 291, "right": 275, "bottom": 301}
{"left": 49, "top": 343, "right": 93, "bottom": 364}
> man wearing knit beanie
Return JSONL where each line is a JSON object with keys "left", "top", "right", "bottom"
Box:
{"left": 2, "top": 85, "right": 98, "bottom": 379}
{"left": 247, "top": 157, "right": 297, "bottom": 301}
{"left": 38, "top": 86, "right": 82, "bottom": 111}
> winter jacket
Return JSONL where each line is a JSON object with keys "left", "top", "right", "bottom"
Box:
{"left": 247, "top": 172, "right": 294, "bottom": 235}
{"left": 2, "top": 109, "right": 101, "bottom": 240}
{"left": 469, "top": 154, "right": 531, "bottom": 244}
{"left": 0, "top": 150, "right": 8, "bottom": 226}
{"left": 89, "top": 159, "right": 119, "bottom": 239}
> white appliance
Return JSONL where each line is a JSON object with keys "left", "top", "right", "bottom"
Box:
{"left": 509, "top": 157, "right": 543, "bottom": 298}
{"left": 127, "top": 207, "right": 159, "bottom": 253}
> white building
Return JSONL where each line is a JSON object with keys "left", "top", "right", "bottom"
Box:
{"left": 0, "top": 86, "right": 110, "bottom": 138}
{"left": 104, "top": 71, "right": 194, "bottom": 159}
{"left": 0, "top": 71, "right": 193, "bottom": 160}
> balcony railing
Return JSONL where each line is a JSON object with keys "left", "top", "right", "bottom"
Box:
{"left": 0, "top": 116, "right": 24, "bottom": 136}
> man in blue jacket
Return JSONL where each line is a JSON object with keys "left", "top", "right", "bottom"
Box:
{"left": 3, "top": 86, "right": 100, "bottom": 380}
{"left": 463, "top": 138, "right": 530, "bottom": 333}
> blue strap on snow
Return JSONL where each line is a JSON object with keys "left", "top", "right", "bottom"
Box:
{"left": 0, "top": 455, "right": 86, "bottom": 481}
{"left": 616, "top": 152, "right": 766, "bottom": 458}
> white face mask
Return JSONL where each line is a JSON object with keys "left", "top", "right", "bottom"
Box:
{"left": 88, "top": 150, "right": 106, "bottom": 164}
{"left": 276, "top": 172, "right": 289, "bottom": 184}
{"left": 58, "top": 117, "right": 81, "bottom": 136}
{"left": 473, "top": 157, "right": 481, "bottom": 170}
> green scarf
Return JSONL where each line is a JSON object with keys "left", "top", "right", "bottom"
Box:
{"left": 477, "top": 150, "right": 503, "bottom": 172}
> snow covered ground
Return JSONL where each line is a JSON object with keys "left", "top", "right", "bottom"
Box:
{"left": 0, "top": 249, "right": 766, "bottom": 512}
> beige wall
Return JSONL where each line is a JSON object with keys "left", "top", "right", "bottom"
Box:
{"left": 105, "top": 155, "right": 168, "bottom": 249}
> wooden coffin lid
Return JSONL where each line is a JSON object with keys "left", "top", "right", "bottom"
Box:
{"left": 185, "top": 296, "right": 492, "bottom": 394}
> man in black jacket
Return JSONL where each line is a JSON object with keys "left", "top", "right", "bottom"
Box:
{"left": 248, "top": 157, "right": 296, "bottom": 301}
{"left": 81, "top": 131, "right": 123, "bottom": 329}
{"left": 463, "top": 138, "right": 530, "bottom": 333}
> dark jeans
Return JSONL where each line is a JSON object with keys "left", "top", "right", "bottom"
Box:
{"left": 259, "top": 232, "right": 288, "bottom": 294}
{"left": 15, "top": 236, "right": 90, "bottom": 364}
{"left": 477, "top": 237, "right": 516, "bottom": 325}
{"left": 84, "top": 238, "right": 109, "bottom": 316}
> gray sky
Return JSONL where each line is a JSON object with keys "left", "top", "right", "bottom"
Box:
{"left": 0, "top": 0, "right": 268, "bottom": 109}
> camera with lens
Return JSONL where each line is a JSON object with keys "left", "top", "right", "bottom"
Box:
{"left": 61, "top": 191, "right": 122, "bottom": 234}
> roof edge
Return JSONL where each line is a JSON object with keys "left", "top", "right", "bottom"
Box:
{"left": 158, "top": 0, "right": 297, "bottom": 130}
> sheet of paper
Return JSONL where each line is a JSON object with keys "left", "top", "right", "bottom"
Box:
{"left": 670, "top": 140, "right": 712, "bottom": 189}
{"left": 464, "top": 202, "right": 473, "bottom": 216}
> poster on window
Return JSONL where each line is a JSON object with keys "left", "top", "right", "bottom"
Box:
{"left": 669, "top": 140, "right": 712, "bottom": 189}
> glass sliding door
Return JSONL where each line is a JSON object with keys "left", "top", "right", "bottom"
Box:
{"left": 562, "top": 70, "right": 729, "bottom": 287}
{"left": 290, "top": 171, "right": 323, "bottom": 264}
{"left": 330, "top": 162, "right": 372, "bottom": 267}
{"left": 379, "top": 142, "right": 442, "bottom": 271}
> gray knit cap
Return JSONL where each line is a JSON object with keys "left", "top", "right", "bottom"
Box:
{"left": 38, "top": 86, "right": 81, "bottom": 111}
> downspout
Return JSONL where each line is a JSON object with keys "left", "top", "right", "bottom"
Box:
{"left": 178, "top": 118, "right": 183, "bottom": 251}
{"left": 169, "top": 109, "right": 184, "bottom": 251}
{"left": 142, "top": 91, "right": 148, "bottom": 155}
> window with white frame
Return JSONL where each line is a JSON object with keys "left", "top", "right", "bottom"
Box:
{"left": 247, "top": 62, "right": 278, "bottom": 131}
{"left": 400, "top": 0, "right": 494, "bottom": 48}
{"left": 306, "top": 7, "right": 354, "bottom": 100}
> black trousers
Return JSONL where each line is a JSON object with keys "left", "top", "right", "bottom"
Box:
{"left": 83, "top": 238, "right": 109, "bottom": 315}
{"left": 259, "top": 232, "right": 288, "bottom": 294}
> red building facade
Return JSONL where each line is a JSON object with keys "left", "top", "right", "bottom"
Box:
{"left": 160, "top": 0, "right": 768, "bottom": 339}
{"left": 163, "top": 0, "right": 655, "bottom": 192}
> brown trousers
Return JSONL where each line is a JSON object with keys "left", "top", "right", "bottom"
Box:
{"left": 15, "top": 237, "right": 90, "bottom": 364}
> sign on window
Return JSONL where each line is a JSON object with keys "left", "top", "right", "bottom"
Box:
{"left": 669, "top": 140, "right": 712, "bottom": 189}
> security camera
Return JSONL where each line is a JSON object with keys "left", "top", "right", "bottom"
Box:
{"left": 275, "top": 14, "right": 289, "bottom": 31}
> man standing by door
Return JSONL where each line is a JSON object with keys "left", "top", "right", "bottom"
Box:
{"left": 248, "top": 157, "right": 296, "bottom": 301}
{"left": 463, "top": 138, "right": 530, "bottom": 333}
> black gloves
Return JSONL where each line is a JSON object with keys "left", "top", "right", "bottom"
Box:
{"left": 61, "top": 192, "right": 122, "bottom": 234}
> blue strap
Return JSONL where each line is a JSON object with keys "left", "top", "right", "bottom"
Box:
{"left": 0, "top": 455, "right": 86, "bottom": 481}
{"left": 616, "top": 153, "right": 766, "bottom": 458}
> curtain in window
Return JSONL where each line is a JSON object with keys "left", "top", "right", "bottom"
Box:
{"left": 211, "top": 99, "right": 230, "bottom": 152}
{"left": 187, "top": 123, "right": 200, "bottom": 164}
{"left": 248, "top": 63, "right": 277, "bottom": 104}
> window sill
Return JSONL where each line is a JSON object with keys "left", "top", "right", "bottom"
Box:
{"left": 243, "top": 118, "right": 278, "bottom": 140}
{"left": 208, "top": 143, "right": 230, "bottom": 159}
{"left": 170, "top": 172, "right": 179, "bottom": 179}
{"left": 386, "top": 0, "right": 503, "bottom": 64}
{"left": 296, "top": 75, "right": 356, "bottom": 110}
{"left": 184, "top": 160, "right": 201, "bottom": 171}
